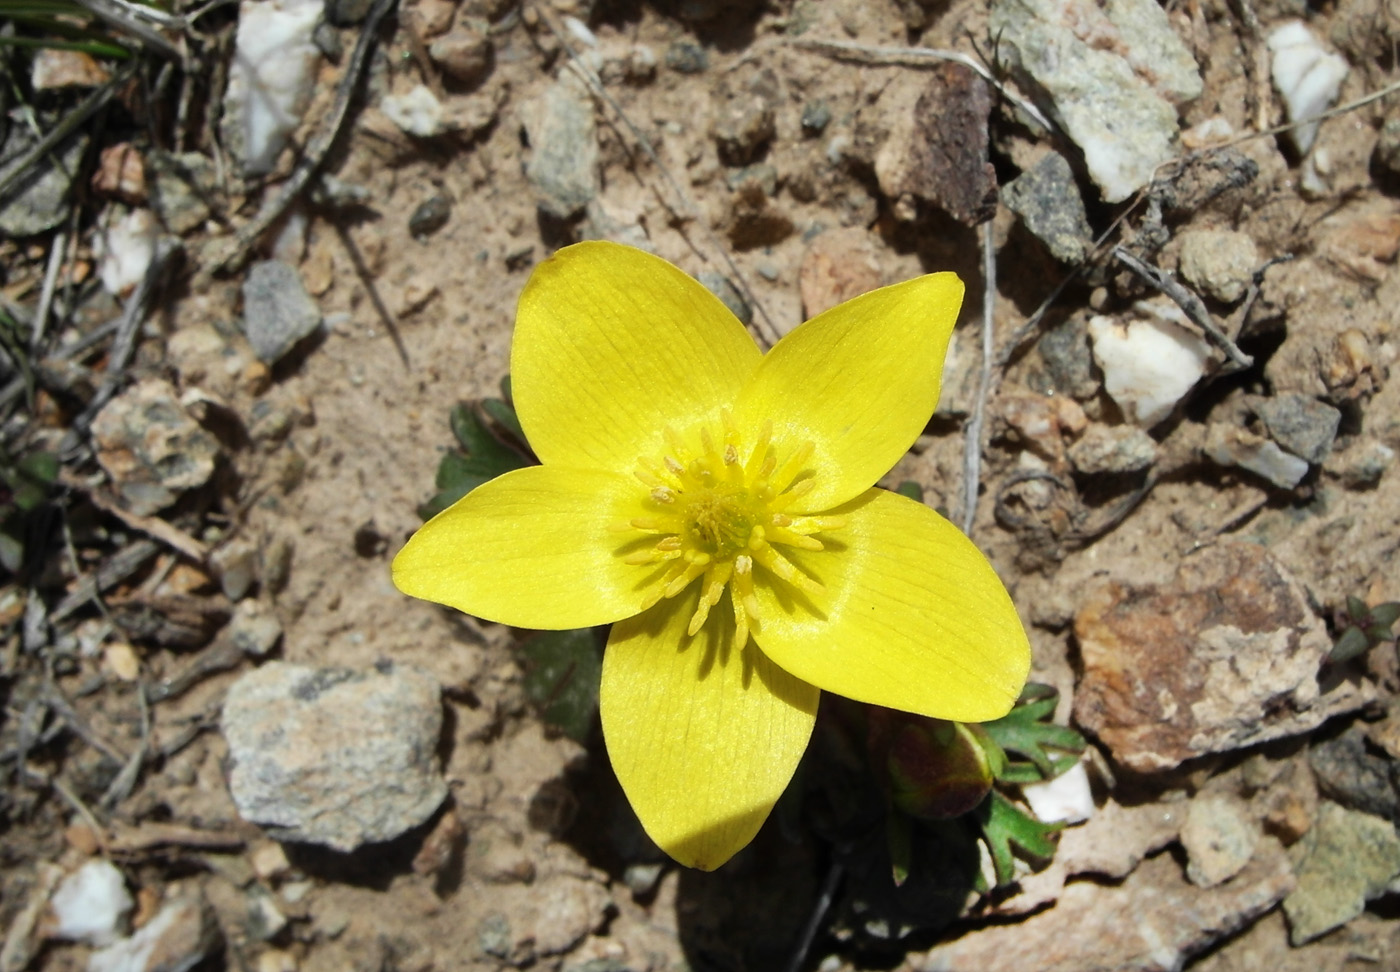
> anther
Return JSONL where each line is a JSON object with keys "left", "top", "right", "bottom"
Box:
{"left": 651, "top": 486, "right": 676, "bottom": 504}
{"left": 723, "top": 444, "right": 739, "bottom": 465}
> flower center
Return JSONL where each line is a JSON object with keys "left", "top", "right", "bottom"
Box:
{"left": 616, "top": 414, "right": 845, "bottom": 648}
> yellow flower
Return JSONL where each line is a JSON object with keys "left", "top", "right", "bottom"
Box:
{"left": 393, "top": 241, "right": 1030, "bottom": 870}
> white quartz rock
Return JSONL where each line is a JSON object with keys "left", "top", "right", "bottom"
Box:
{"left": 1268, "top": 21, "right": 1349, "bottom": 155}
{"left": 96, "top": 208, "right": 158, "bottom": 296}
{"left": 225, "top": 0, "right": 324, "bottom": 174}
{"left": 48, "top": 859, "right": 133, "bottom": 947}
{"left": 1022, "top": 760, "right": 1094, "bottom": 825}
{"left": 1088, "top": 308, "right": 1212, "bottom": 428}
{"left": 381, "top": 85, "right": 445, "bottom": 138}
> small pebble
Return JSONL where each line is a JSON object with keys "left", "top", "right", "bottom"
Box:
{"left": 664, "top": 40, "right": 707, "bottom": 74}
{"left": 800, "top": 101, "right": 831, "bottom": 136}
{"left": 408, "top": 194, "right": 452, "bottom": 237}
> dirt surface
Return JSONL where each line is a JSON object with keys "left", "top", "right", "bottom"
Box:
{"left": 4, "top": 0, "right": 1400, "bottom": 969}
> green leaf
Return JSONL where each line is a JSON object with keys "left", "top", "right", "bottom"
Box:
{"left": 977, "top": 791, "right": 1062, "bottom": 887}
{"left": 1346, "top": 595, "right": 1369, "bottom": 621}
{"left": 1368, "top": 602, "right": 1400, "bottom": 630}
{"left": 519, "top": 628, "right": 602, "bottom": 742}
{"left": 419, "top": 404, "right": 530, "bottom": 521}
{"left": 16, "top": 451, "right": 57, "bottom": 485}
{"left": 980, "top": 683, "right": 1086, "bottom": 781}
{"left": 1329, "top": 625, "right": 1371, "bottom": 664}
{"left": 895, "top": 480, "right": 924, "bottom": 503}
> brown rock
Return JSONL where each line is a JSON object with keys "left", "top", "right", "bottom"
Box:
{"left": 91, "top": 143, "right": 147, "bottom": 204}
{"left": 914, "top": 838, "right": 1295, "bottom": 972}
{"left": 429, "top": 18, "right": 492, "bottom": 84}
{"left": 872, "top": 63, "right": 996, "bottom": 226}
{"left": 30, "top": 49, "right": 109, "bottom": 89}
{"left": 711, "top": 66, "right": 777, "bottom": 165}
{"left": 798, "top": 228, "right": 883, "bottom": 319}
{"left": 406, "top": 0, "right": 456, "bottom": 35}
{"left": 1073, "top": 543, "right": 1374, "bottom": 773}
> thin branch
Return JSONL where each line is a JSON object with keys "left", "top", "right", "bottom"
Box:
{"left": 208, "top": 0, "right": 399, "bottom": 275}
{"left": 70, "top": 0, "right": 184, "bottom": 59}
{"left": 59, "top": 469, "right": 209, "bottom": 563}
{"left": 783, "top": 861, "right": 843, "bottom": 972}
{"left": 31, "top": 234, "right": 64, "bottom": 352}
{"left": 61, "top": 236, "right": 182, "bottom": 458}
{"left": 789, "top": 37, "right": 1057, "bottom": 134}
{"left": 1112, "top": 246, "right": 1254, "bottom": 373}
{"left": 960, "top": 222, "right": 997, "bottom": 536}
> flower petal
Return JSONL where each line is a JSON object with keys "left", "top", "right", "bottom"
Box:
{"left": 735, "top": 272, "right": 964, "bottom": 511}
{"left": 601, "top": 592, "right": 819, "bottom": 870}
{"left": 753, "top": 489, "right": 1029, "bottom": 723}
{"left": 512, "top": 241, "right": 762, "bottom": 474}
{"left": 393, "top": 465, "right": 653, "bottom": 629}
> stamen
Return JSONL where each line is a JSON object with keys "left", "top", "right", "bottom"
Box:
{"left": 665, "top": 560, "right": 707, "bottom": 597}
{"left": 623, "top": 421, "right": 840, "bottom": 645}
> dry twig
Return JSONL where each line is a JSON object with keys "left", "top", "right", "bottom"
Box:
{"left": 789, "top": 37, "right": 1057, "bottom": 134}
{"left": 1112, "top": 246, "right": 1253, "bottom": 373}
{"left": 959, "top": 222, "right": 998, "bottom": 535}
{"left": 209, "top": 0, "right": 399, "bottom": 275}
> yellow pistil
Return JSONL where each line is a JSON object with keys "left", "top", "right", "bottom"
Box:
{"left": 623, "top": 414, "right": 845, "bottom": 647}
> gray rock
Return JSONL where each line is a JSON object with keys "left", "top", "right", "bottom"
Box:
{"left": 91, "top": 379, "right": 220, "bottom": 516}
{"left": 0, "top": 131, "right": 88, "bottom": 237}
{"left": 229, "top": 599, "right": 283, "bottom": 658}
{"left": 1067, "top": 423, "right": 1158, "bottom": 475}
{"left": 241, "top": 260, "right": 322, "bottom": 364}
{"left": 1182, "top": 792, "right": 1259, "bottom": 888}
{"left": 147, "top": 152, "right": 216, "bottom": 235}
{"left": 88, "top": 888, "right": 221, "bottom": 972}
{"left": 477, "top": 914, "right": 513, "bottom": 961}
{"left": 222, "top": 661, "right": 448, "bottom": 851}
{"left": 664, "top": 40, "right": 708, "bottom": 74}
{"left": 698, "top": 271, "right": 752, "bottom": 326}
{"left": 1308, "top": 725, "right": 1399, "bottom": 821}
{"left": 1003, "top": 152, "right": 1094, "bottom": 264}
{"left": 712, "top": 67, "right": 778, "bottom": 166}
{"left": 724, "top": 163, "right": 778, "bottom": 196}
{"left": 1037, "top": 317, "right": 1099, "bottom": 399}
{"left": 408, "top": 194, "right": 452, "bottom": 237}
{"left": 1204, "top": 423, "right": 1310, "bottom": 489}
{"left": 989, "top": 0, "right": 1198, "bottom": 202}
{"left": 1282, "top": 801, "right": 1400, "bottom": 944}
{"left": 1253, "top": 393, "right": 1341, "bottom": 464}
{"left": 209, "top": 536, "right": 258, "bottom": 601}
{"left": 801, "top": 101, "right": 831, "bottom": 136}
{"left": 521, "top": 73, "right": 599, "bottom": 219}
{"left": 1178, "top": 228, "right": 1259, "bottom": 303}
